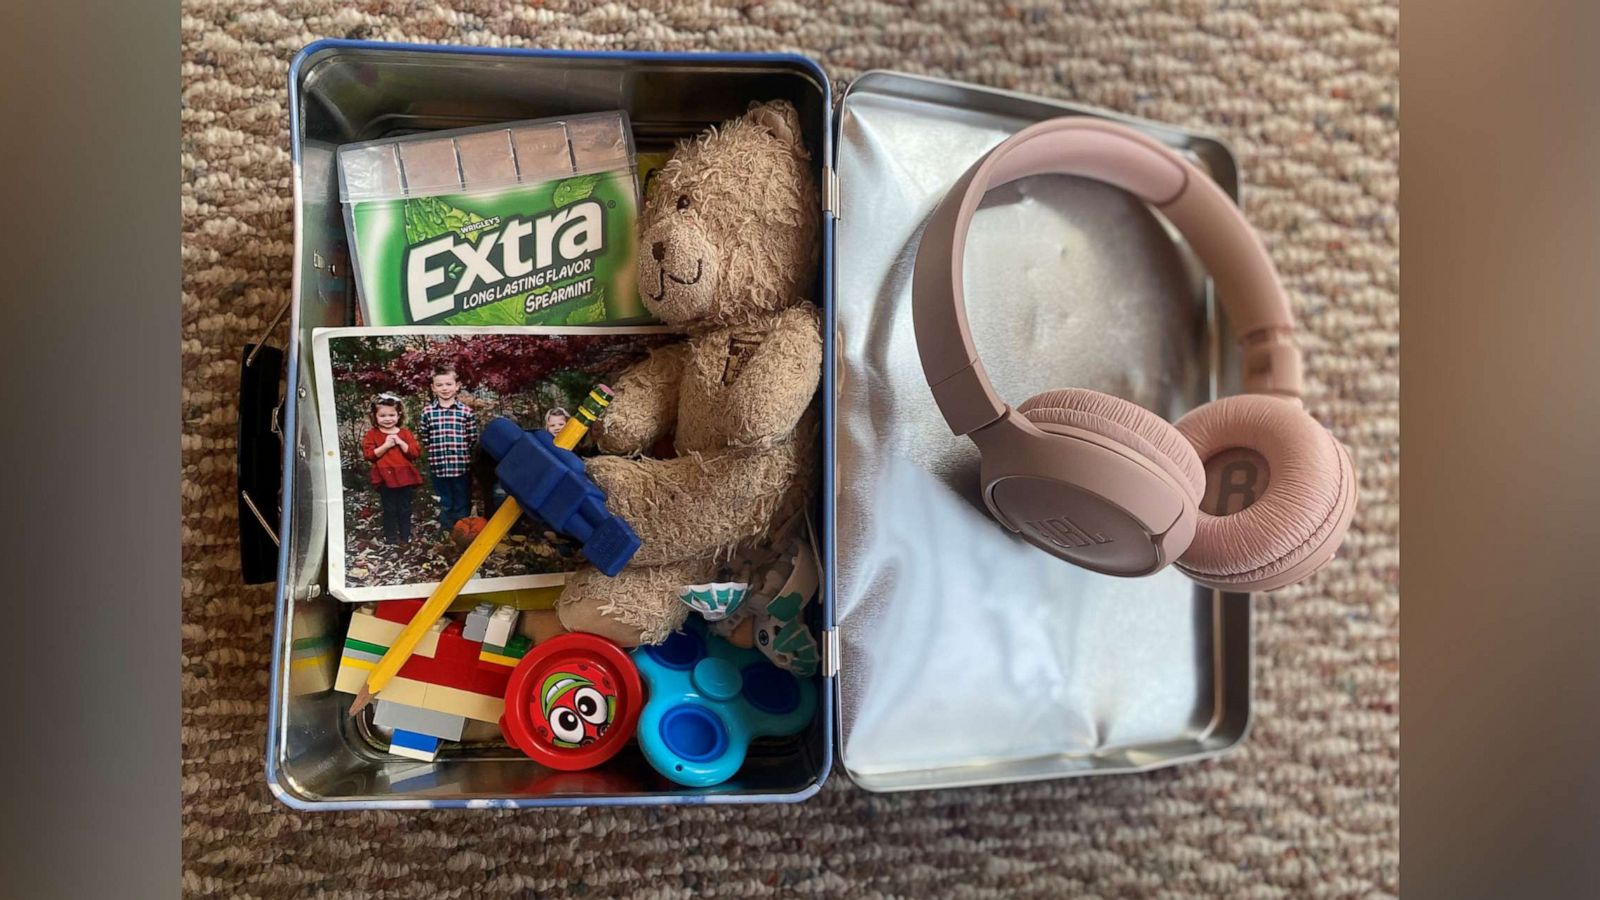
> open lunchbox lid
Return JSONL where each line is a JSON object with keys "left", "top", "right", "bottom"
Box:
{"left": 825, "top": 71, "right": 1251, "bottom": 791}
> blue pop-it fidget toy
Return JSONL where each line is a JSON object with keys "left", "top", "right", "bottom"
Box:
{"left": 631, "top": 618, "right": 817, "bottom": 787}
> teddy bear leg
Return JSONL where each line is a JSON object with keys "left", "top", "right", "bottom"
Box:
{"left": 586, "top": 430, "right": 814, "bottom": 568}
{"left": 555, "top": 557, "right": 715, "bottom": 646}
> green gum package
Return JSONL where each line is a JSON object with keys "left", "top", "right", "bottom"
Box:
{"left": 337, "top": 112, "right": 646, "bottom": 327}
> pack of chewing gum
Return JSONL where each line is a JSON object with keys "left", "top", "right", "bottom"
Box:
{"left": 337, "top": 111, "right": 646, "bottom": 328}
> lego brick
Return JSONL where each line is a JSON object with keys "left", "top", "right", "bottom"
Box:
{"left": 374, "top": 677, "right": 429, "bottom": 709}
{"left": 353, "top": 676, "right": 505, "bottom": 724}
{"left": 483, "top": 605, "right": 518, "bottom": 650}
{"left": 462, "top": 602, "right": 495, "bottom": 643}
{"left": 388, "top": 729, "right": 443, "bottom": 762}
{"left": 413, "top": 617, "right": 446, "bottom": 659}
{"left": 417, "top": 683, "right": 503, "bottom": 724}
{"left": 346, "top": 608, "right": 405, "bottom": 647}
{"left": 351, "top": 612, "right": 446, "bottom": 658}
{"left": 374, "top": 700, "right": 467, "bottom": 742}
{"left": 478, "top": 649, "right": 521, "bottom": 668}
{"left": 339, "top": 596, "right": 524, "bottom": 708}
{"left": 339, "top": 655, "right": 377, "bottom": 673}
{"left": 371, "top": 599, "right": 427, "bottom": 625}
{"left": 396, "top": 628, "right": 517, "bottom": 697}
{"left": 342, "top": 638, "right": 386, "bottom": 658}
{"left": 334, "top": 657, "right": 372, "bottom": 694}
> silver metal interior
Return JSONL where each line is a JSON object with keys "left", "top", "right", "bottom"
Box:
{"left": 832, "top": 72, "right": 1250, "bottom": 791}
{"left": 272, "top": 44, "right": 832, "bottom": 808}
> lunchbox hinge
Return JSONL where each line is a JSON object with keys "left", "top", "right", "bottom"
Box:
{"left": 822, "top": 165, "right": 840, "bottom": 221}
{"left": 821, "top": 628, "right": 839, "bottom": 678}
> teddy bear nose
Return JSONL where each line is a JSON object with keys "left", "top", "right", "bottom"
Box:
{"left": 651, "top": 241, "right": 666, "bottom": 261}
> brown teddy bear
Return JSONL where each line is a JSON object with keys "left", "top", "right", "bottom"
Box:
{"left": 554, "top": 100, "right": 823, "bottom": 645}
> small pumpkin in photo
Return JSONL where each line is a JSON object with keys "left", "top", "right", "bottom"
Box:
{"left": 450, "top": 516, "right": 488, "bottom": 550}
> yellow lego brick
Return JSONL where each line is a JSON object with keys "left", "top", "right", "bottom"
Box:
{"left": 478, "top": 650, "right": 520, "bottom": 668}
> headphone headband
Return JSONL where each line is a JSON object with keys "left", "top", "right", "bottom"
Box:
{"left": 912, "top": 118, "right": 1304, "bottom": 436}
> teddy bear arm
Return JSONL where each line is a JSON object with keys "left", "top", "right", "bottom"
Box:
{"left": 718, "top": 306, "right": 823, "bottom": 448}
{"left": 593, "top": 343, "right": 689, "bottom": 454}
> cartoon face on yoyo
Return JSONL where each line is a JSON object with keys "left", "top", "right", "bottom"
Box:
{"left": 538, "top": 670, "right": 617, "bottom": 748}
{"left": 501, "top": 633, "right": 642, "bottom": 771}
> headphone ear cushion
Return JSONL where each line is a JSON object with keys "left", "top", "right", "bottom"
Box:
{"left": 1019, "top": 389, "right": 1205, "bottom": 503}
{"left": 1174, "top": 395, "right": 1357, "bottom": 590}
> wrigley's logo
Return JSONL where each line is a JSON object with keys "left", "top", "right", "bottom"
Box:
{"left": 403, "top": 201, "right": 605, "bottom": 323}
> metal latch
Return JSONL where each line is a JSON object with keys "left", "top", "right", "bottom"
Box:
{"left": 822, "top": 628, "right": 840, "bottom": 678}
{"left": 822, "top": 165, "right": 840, "bottom": 220}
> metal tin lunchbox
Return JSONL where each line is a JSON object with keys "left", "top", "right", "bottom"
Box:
{"left": 265, "top": 40, "right": 1250, "bottom": 809}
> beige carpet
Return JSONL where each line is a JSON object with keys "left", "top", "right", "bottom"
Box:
{"left": 181, "top": 2, "right": 1398, "bottom": 896}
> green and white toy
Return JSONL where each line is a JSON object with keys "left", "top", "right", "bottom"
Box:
{"left": 709, "top": 539, "right": 821, "bottom": 677}
{"left": 676, "top": 582, "right": 752, "bottom": 621}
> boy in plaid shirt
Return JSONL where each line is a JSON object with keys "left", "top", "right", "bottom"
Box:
{"left": 418, "top": 363, "right": 477, "bottom": 533}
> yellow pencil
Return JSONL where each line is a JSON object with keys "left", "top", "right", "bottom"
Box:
{"left": 347, "top": 384, "right": 614, "bottom": 717}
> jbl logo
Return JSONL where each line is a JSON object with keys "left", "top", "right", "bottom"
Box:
{"left": 1028, "top": 516, "right": 1113, "bottom": 550}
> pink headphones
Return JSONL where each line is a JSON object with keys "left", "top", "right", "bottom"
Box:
{"left": 912, "top": 118, "right": 1357, "bottom": 592}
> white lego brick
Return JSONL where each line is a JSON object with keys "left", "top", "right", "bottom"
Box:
{"left": 388, "top": 740, "right": 441, "bottom": 763}
{"left": 483, "top": 605, "right": 518, "bottom": 650}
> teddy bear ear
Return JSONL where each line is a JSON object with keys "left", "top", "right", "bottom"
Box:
{"left": 745, "top": 100, "right": 807, "bottom": 157}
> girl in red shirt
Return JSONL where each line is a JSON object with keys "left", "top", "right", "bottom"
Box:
{"left": 362, "top": 393, "right": 423, "bottom": 545}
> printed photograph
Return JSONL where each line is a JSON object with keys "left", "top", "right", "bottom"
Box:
{"left": 312, "top": 326, "right": 675, "bottom": 602}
